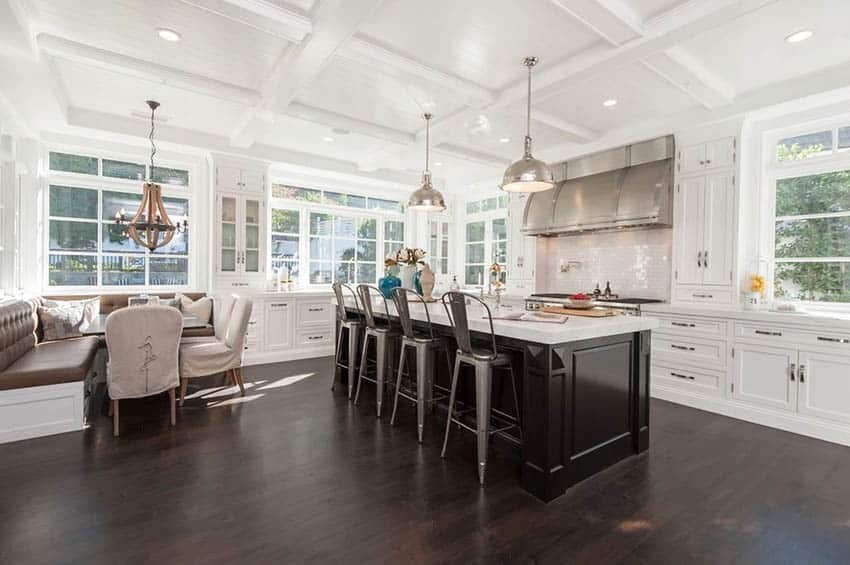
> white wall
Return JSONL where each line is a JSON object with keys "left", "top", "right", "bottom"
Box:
{"left": 535, "top": 229, "right": 673, "bottom": 299}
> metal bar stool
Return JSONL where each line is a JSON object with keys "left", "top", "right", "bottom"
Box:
{"left": 354, "top": 284, "right": 399, "bottom": 417}
{"left": 389, "top": 287, "right": 452, "bottom": 443}
{"left": 440, "top": 291, "right": 522, "bottom": 485}
{"left": 332, "top": 282, "right": 364, "bottom": 399}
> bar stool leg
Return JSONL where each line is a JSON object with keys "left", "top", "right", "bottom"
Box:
{"left": 475, "top": 363, "right": 493, "bottom": 486}
{"left": 332, "top": 325, "right": 344, "bottom": 391}
{"left": 353, "top": 334, "right": 370, "bottom": 406}
{"left": 416, "top": 344, "right": 434, "bottom": 443}
{"left": 390, "top": 343, "right": 407, "bottom": 426}
{"left": 375, "top": 335, "right": 386, "bottom": 418}
{"left": 441, "top": 356, "right": 462, "bottom": 458}
{"left": 347, "top": 325, "right": 360, "bottom": 399}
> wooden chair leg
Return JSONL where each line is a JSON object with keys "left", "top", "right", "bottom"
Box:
{"left": 169, "top": 388, "right": 176, "bottom": 427}
{"left": 179, "top": 378, "right": 188, "bottom": 407}
{"left": 112, "top": 399, "right": 119, "bottom": 437}
{"left": 235, "top": 367, "right": 246, "bottom": 396}
{"left": 227, "top": 369, "right": 236, "bottom": 386}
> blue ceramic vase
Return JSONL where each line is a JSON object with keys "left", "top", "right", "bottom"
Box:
{"left": 378, "top": 273, "right": 401, "bottom": 298}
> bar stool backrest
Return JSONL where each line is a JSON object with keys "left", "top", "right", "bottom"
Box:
{"left": 391, "top": 288, "right": 434, "bottom": 340}
{"left": 440, "top": 291, "right": 498, "bottom": 360}
{"left": 357, "top": 284, "right": 391, "bottom": 330}
{"left": 332, "top": 282, "right": 360, "bottom": 321}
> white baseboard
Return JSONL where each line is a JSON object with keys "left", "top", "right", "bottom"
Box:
{"left": 652, "top": 384, "right": 850, "bottom": 447}
{"left": 243, "top": 346, "right": 334, "bottom": 366}
{"left": 0, "top": 381, "right": 85, "bottom": 445}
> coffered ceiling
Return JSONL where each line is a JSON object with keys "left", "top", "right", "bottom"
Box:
{"left": 2, "top": 0, "right": 850, "bottom": 191}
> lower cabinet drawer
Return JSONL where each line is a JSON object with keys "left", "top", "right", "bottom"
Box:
{"left": 297, "top": 301, "right": 334, "bottom": 326}
{"left": 673, "top": 287, "right": 733, "bottom": 304}
{"left": 653, "top": 334, "right": 726, "bottom": 366}
{"left": 654, "top": 314, "right": 727, "bottom": 338}
{"left": 296, "top": 329, "right": 334, "bottom": 348}
{"left": 652, "top": 363, "right": 724, "bottom": 396}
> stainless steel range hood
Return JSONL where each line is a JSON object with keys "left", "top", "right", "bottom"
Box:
{"left": 522, "top": 135, "right": 674, "bottom": 236}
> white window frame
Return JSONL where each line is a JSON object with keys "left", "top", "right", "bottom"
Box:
{"left": 44, "top": 149, "right": 196, "bottom": 293}
{"left": 762, "top": 114, "right": 850, "bottom": 310}
{"left": 462, "top": 196, "right": 508, "bottom": 287}
{"left": 269, "top": 195, "right": 405, "bottom": 287}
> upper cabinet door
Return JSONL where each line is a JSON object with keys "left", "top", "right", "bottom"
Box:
{"left": 701, "top": 172, "right": 734, "bottom": 286}
{"left": 242, "top": 198, "right": 263, "bottom": 273}
{"left": 676, "top": 176, "right": 704, "bottom": 285}
{"left": 679, "top": 143, "right": 707, "bottom": 175}
{"left": 240, "top": 169, "right": 265, "bottom": 195}
{"left": 704, "top": 138, "right": 735, "bottom": 170}
{"left": 216, "top": 166, "right": 242, "bottom": 192}
{"left": 797, "top": 351, "right": 850, "bottom": 424}
{"left": 732, "top": 344, "right": 797, "bottom": 411}
{"left": 218, "top": 194, "right": 238, "bottom": 274}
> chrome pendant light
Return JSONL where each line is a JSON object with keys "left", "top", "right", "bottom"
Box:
{"left": 407, "top": 113, "right": 446, "bottom": 212}
{"left": 115, "top": 100, "right": 187, "bottom": 251}
{"left": 500, "top": 56, "right": 555, "bottom": 193}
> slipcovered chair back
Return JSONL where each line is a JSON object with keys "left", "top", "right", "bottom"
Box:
{"left": 105, "top": 305, "right": 182, "bottom": 399}
{"left": 224, "top": 296, "right": 253, "bottom": 351}
{"left": 0, "top": 300, "right": 37, "bottom": 372}
{"left": 214, "top": 294, "right": 237, "bottom": 341}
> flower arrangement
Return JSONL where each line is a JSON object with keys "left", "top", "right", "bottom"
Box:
{"left": 392, "top": 247, "right": 427, "bottom": 266}
{"left": 490, "top": 263, "right": 503, "bottom": 290}
{"left": 749, "top": 274, "right": 766, "bottom": 298}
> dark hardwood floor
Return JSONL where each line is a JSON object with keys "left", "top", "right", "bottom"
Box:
{"left": 2, "top": 358, "right": 850, "bottom": 564}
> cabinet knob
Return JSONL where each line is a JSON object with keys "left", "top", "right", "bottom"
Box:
{"left": 706, "top": 159, "right": 711, "bottom": 164}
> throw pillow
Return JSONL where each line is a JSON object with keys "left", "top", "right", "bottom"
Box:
{"left": 177, "top": 294, "right": 212, "bottom": 324}
{"left": 38, "top": 297, "right": 100, "bottom": 341}
{"left": 161, "top": 298, "right": 182, "bottom": 310}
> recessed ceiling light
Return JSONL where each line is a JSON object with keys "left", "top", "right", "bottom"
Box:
{"left": 322, "top": 136, "right": 335, "bottom": 142}
{"left": 157, "top": 28, "right": 181, "bottom": 42}
{"left": 785, "top": 29, "right": 813, "bottom": 44}
{"left": 603, "top": 98, "right": 618, "bottom": 107}
{"left": 499, "top": 137, "right": 511, "bottom": 143}
{"left": 435, "top": 161, "right": 443, "bottom": 166}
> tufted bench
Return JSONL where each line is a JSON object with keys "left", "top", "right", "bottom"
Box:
{"left": 0, "top": 299, "right": 99, "bottom": 444}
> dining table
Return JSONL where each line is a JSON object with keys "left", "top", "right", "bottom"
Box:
{"left": 82, "top": 313, "right": 209, "bottom": 336}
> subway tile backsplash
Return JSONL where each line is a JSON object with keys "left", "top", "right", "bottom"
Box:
{"left": 536, "top": 229, "right": 672, "bottom": 300}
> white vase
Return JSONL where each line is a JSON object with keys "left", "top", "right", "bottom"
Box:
{"left": 419, "top": 263, "right": 435, "bottom": 300}
{"left": 400, "top": 264, "right": 416, "bottom": 290}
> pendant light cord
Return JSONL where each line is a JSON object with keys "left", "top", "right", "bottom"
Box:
{"left": 147, "top": 101, "right": 159, "bottom": 181}
{"left": 424, "top": 113, "right": 431, "bottom": 173}
{"left": 526, "top": 63, "right": 532, "bottom": 140}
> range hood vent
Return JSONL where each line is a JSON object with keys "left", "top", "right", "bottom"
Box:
{"left": 523, "top": 135, "right": 674, "bottom": 236}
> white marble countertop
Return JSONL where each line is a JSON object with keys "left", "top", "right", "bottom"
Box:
{"left": 642, "top": 302, "right": 850, "bottom": 331}
{"left": 342, "top": 297, "right": 658, "bottom": 345}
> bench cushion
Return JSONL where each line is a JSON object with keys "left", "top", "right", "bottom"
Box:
{"left": 0, "top": 299, "right": 38, "bottom": 373}
{"left": 0, "top": 336, "right": 99, "bottom": 391}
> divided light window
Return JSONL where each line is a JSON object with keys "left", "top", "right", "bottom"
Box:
{"left": 272, "top": 183, "right": 403, "bottom": 212}
{"left": 776, "top": 125, "right": 850, "bottom": 162}
{"left": 464, "top": 194, "right": 508, "bottom": 286}
{"left": 271, "top": 208, "right": 300, "bottom": 277}
{"left": 46, "top": 151, "right": 191, "bottom": 288}
{"left": 308, "top": 213, "right": 377, "bottom": 284}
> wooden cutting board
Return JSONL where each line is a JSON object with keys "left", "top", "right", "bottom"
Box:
{"left": 542, "top": 305, "right": 622, "bottom": 317}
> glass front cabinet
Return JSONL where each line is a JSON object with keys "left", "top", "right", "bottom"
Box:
{"left": 216, "top": 192, "right": 266, "bottom": 283}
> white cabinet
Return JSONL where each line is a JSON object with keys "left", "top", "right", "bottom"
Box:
{"left": 797, "top": 350, "right": 850, "bottom": 424}
{"left": 216, "top": 165, "right": 265, "bottom": 194}
{"left": 731, "top": 343, "right": 797, "bottom": 411}
{"left": 678, "top": 137, "right": 735, "bottom": 175}
{"left": 215, "top": 193, "right": 266, "bottom": 280}
{"left": 264, "top": 300, "right": 292, "bottom": 350}
{"left": 506, "top": 193, "right": 536, "bottom": 285}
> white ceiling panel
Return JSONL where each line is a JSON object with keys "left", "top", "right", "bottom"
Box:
{"left": 679, "top": 0, "right": 850, "bottom": 97}
{"left": 630, "top": 0, "right": 692, "bottom": 21}
{"left": 359, "top": 0, "right": 604, "bottom": 90}
{"left": 31, "top": 0, "right": 290, "bottom": 88}
{"left": 57, "top": 59, "right": 246, "bottom": 136}
{"left": 258, "top": 115, "right": 391, "bottom": 163}
{"left": 295, "top": 54, "right": 467, "bottom": 134}
{"left": 535, "top": 63, "right": 698, "bottom": 133}
{"left": 437, "top": 109, "right": 568, "bottom": 159}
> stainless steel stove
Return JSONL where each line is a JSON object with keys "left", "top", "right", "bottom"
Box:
{"left": 525, "top": 288, "right": 664, "bottom": 316}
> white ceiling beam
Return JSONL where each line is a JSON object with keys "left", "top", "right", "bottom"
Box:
{"left": 287, "top": 101, "right": 415, "bottom": 145}
{"left": 65, "top": 106, "right": 418, "bottom": 186}
{"left": 642, "top": 46, "right": 735, "bottom": 109}
{"left": 230, "top": 0, "right": 386, "bottom": 148}
{"left": 548, "top": 0, "right": 644, "bottom": 46}
{"left": 339, "top": 35, "right": 496, "bottom": 108}
{"left": 37, "top": 34, "right": 262, "bottom": 106}
{"left": 41, "top": 54, "right": 70, "bottom": 123}
{"left": 506, "top": 107, "right": 599, "bottom": 141}
{"left": 433, "top": 144, "right": 507, "bottom": 168}
{"left": 180, "top": 0, "right": 311, "bottom": 42}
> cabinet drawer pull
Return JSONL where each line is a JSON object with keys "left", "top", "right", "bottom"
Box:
{"left": 671, "top": 322, "right": 696, "bottom": 328}
{"left": 790, "top": 363, "right": 796, "bottom": 382}
{"left": 271, "top": 303, "right": 288, "bottom": 307}
{"left": 307, "top": 335, "right": 324, "bottom": 341}
{"left": 307, "top": 307, "right": 325, "bottom": 312}
{"left": 817, "top": 336, "right": 850, "bottom": 344}
{"left": 693, "top": 293, "right": 713, "bottom": 298}
{"left": 697, "top": 251, "right": 702, "bottom": 268}
{"left": 670, "top": 372, "right": 695, "bottom": 381}
{"left": 799, "top": 364, "right": 806, "bottom": 383}
{"left": 754, "top": 330, "right": 782, "bottom": 337}
{"left": 670, "top": 344, "right": 696, "bottom": 351}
